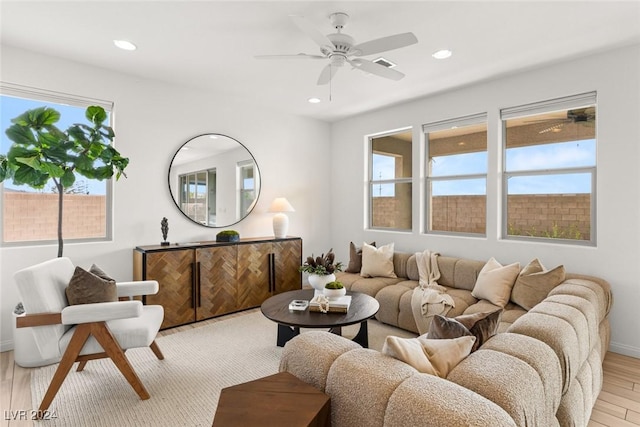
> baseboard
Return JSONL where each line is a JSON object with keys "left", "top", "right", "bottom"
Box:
{"left": 609, "top": 341, "right": 640, "bottom": 359}
{"left": 0, "top": 338, "right": 14, "bottom": 353}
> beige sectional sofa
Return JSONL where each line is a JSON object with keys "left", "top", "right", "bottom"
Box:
{"left": 279, "top": 251, "right": 612, "bottom": 427}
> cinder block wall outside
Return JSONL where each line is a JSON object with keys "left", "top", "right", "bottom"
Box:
{"left": 3, "top": 193, "right": 106, "bottom": 242}
{"left": 374, "top": 194, "right": 590, "bottom": 240}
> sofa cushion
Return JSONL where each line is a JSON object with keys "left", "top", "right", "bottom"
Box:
{"left": 89, "top": 264, "right": 115, "bottom": 282}
{"left": 345, "top": 241, "right": 374, "bottom": 273}
{"left": 382, "top": 335, "right": 475, "bottom": 377}
{"left": 361, "top": 242, "right": 397, "bottom": 278}
{"left": 471, "top": 257, "right": 520, "bottom": 307}
{"left": 437, "top": 257, "right": 485, "bottom": 291}
{"left": 429, "top": 309, "right": 502, "bottom": 352}
{"left": 65, "top": 266, "right": 117, "bottom": 305}
{"left": 511, "top": 258, "right": 566, "bottom": 310}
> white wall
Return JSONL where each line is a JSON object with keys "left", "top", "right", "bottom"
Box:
{"left": 330, "top": 44, "right": 640, "bottom": 357}
{"left": 0, "top": 46, "right": 332, "bottom": 350}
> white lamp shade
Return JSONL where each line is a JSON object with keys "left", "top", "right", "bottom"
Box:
{"left": 268, "top": 197, "right": 295, "bottom": 213}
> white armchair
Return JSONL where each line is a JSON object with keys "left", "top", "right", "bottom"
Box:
{"left": 13, "top": 257, "right": 164, "bottom": 418}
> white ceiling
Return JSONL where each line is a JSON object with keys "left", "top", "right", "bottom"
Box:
{"left": 2, "top": 1, "right": 639, "bottom": 123}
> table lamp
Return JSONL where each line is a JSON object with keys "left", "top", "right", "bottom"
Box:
{"left": 268, "top": 198, "right": 295, "bottom": 238}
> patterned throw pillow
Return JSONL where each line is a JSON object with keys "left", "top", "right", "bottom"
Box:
{"left": 66, "top": 266, "right": 117, "bottom": 305}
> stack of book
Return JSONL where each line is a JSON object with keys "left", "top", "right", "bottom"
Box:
{"left": 309, "top": 295, "right": 352, "bottom": 313}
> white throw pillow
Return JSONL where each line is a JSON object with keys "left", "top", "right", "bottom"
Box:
{"left": 360, "top": 242, "right": 396, "bottom": 278}
{"left": 382, "top": 335, "right": 476, "bottom": 377}
{"left": 471, "top": 257, "right": 520, "bottom": 307}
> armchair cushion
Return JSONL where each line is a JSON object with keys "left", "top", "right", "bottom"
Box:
{"left": 89, "top": 264, "right": 115, "bottom": 281}
{"left": 61, "top": 300, "right": 143, "bottom": 324}
{"left": 58, "top": 305, "right": 164, "bottom": 356}
{"left": 116, "top": 280, "right": 159, "bottom": 298}
{"left": 66, "top": 266, "right": 117, "bottom": 305}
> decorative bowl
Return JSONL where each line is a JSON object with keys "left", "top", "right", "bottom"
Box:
{"left": 323, "top": 287, "right": 346, "bottom": 300}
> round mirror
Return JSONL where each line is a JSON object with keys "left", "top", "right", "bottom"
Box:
{"left": 168, "top": 133, "right": 261, "bottom": 228}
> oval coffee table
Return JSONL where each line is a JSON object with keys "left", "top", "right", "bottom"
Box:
{"left": 261, "top": 289, "right": 380, "bottom": 348}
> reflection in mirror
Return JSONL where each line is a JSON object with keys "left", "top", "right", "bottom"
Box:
{"left": 168, "top": 134, "right": 260, "bottom": 227}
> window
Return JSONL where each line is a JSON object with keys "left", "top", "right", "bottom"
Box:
{"left": 424, "top": 114, "right": 487, "bottom": 235}
{"left": 179, "top": 170, "right": 210, "bottom": 225}
{"left": 501, "top": 92, "right": 596, "bottom": 244}
{"left": 368, "top": 130, "right": 412, "bottom": 230}
{"left": 238, "top": 160, "right": 257, "bottom": 217}
{"left": 1, "top": 84, "right": 113, "bottom": 246}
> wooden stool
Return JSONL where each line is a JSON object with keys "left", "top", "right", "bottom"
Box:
{"left": 212, "top": 372, "right": 330, "bottom": 427}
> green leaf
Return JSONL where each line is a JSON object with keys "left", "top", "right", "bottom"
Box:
{"left": 40, "top": 162, "right": 65, "bottom": 178}
{"left": 86, "top": 106, "right": 107, "bottom": 126}
{"left": 5, "top": 124, "right": 36, "bottom": 146}
{"left": 75, "top": 153, "right": 94, "bottom": 170}
{"left": 15, "top": 156, "right": 41, "bottom": 170}
{"left": 60, "top": 169, "right": 76, "bottom": 187}
{"left": 13, "top": 165, "right": 49, "bottom": 188}
{"left": 67, "top": 125, "right": 88, "bottom": 143}
{"left": 93, "top": 165, "right": 114, "bottom": 180}
{"left": 7, "top": 145, "right": 38, "bottom": 163}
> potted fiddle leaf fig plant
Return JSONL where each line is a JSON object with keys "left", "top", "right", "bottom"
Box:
{"left": 0, "top": 105, "right": 129, "bottom": 257}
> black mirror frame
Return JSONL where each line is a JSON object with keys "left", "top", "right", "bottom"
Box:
{"left": 167, "top": 133, "right": 261, "bottom": 228}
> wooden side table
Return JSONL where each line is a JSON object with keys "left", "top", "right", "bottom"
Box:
{"left": 212, "top": 372, "right": 330, "bottom": 427}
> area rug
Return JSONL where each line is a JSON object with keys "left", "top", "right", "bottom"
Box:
{"left": 31, "top": 310, "right": 416, "bottom": 426}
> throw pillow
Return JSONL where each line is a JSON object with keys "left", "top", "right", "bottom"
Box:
{"left": 429, "top": 309, "right": 503, "bottom": 352}
{"left": 471, "top": 257, "right": 520, "bottom": 307}
{"left": 89, "top": 264, "right": 115, "bottom": 281}
{"left": 66, "top": 266, "right": 117, "bottom": 305}
{"left": 511, "top": 258, "right": 566, "bottom": 310}
{"left": 382, "top": 335, "right": 475, "bottom": 377}
{"left": 345, "top": 241, "right": 375, "bottom": 273}
{"left": 360, "top": 242, "right": 397, "bottom": 278}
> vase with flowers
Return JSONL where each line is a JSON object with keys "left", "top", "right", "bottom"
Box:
{"left": 299, "top": 248, "right": 344, "bottom": 294}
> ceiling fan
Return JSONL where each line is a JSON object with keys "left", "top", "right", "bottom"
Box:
{"left": 529, "top": 107, "right": 596, "bottom": 134}
{"left": 255, "top": 12, "right": 418, "bottom": 85}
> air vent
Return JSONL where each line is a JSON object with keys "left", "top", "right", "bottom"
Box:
{"left": 373, "top": 57, "right": 397, "bottom": 68}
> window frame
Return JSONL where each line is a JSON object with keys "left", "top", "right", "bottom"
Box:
{"left": 500, "top": 92, "right": 597, "bottom": 246}
{"left": 367, "top": 128, "right": 413, "bottom": 232}
{"left": 423, "top": 113, "right": 488, "bottom": 237}
{"left": 0, "top": 82, "right": 115, "bottom": 248}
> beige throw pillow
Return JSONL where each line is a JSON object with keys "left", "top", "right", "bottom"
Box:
{"left": 382, "top": 335, "right": 475, "bottom": 377}
{"left": 511, "top": 258, "right": 566, "bottom": 310}
{"left": 360, "top": 242, "right": 396, "bottom": 278}
{"left": 471, "top": 257, "right": 520, "bottom": 307}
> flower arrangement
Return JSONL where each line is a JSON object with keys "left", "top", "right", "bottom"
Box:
{"left": 299, "top": 248, "right": 344, "bottom": 276}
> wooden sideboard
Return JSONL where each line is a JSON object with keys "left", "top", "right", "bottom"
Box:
{"left": 133, "top": 236, "right": 302, "bottom": 329}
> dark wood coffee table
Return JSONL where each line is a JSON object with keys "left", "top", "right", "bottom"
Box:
{"left": 212, "top": 372, "right": 330, "bottom": 427}
{"left": 260, "top": 289, "right": 380, "bottom": 348}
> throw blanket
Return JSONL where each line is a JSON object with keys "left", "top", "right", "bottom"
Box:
{"left": 411, "top": 250, "right": 455, "bottom": 334}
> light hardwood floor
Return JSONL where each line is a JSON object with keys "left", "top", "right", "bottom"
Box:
{"left": 1, "top": 317, "right": 639, "bottom": 426}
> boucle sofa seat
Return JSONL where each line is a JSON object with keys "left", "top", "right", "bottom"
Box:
{"left": 282, "top": 251, "right": 611, "bottom": 427}
{"left": 337, "top": 252, "right": 529, "bottom": 333}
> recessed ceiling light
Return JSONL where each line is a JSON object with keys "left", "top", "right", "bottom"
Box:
{"left": 113, "top": 40, "right": 137, "bottom": 51}
{"left": 432, "top": 49, "right": 452, "bottom": 59}
{"left": 308, "top": 97, "right": 321, "bottom": 104}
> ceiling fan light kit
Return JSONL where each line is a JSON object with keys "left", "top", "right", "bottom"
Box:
{"left": 256, "top": 12, "right": 418, "bottom": 86}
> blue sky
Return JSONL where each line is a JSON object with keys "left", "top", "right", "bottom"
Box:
{"left": 1, "top": 95, "right": 108, "bottom": 195}
{"left": 373, "top": 139, "right": 595, "bottom": 197}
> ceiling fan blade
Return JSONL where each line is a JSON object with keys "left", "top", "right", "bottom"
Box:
{"left": 317, "top": 64, "right": 338, "bottom": 85}
{"left": 289, "top": 15, "right": 334, "bottom": 50}
{"left": 255, "top": 53, "right": 325, "bottom": 60}
{"left": 352, "top": 32, "right": 418, "bottom": 56}
{"left": 348, "top": 58, "right": 405, "bottom": 81}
